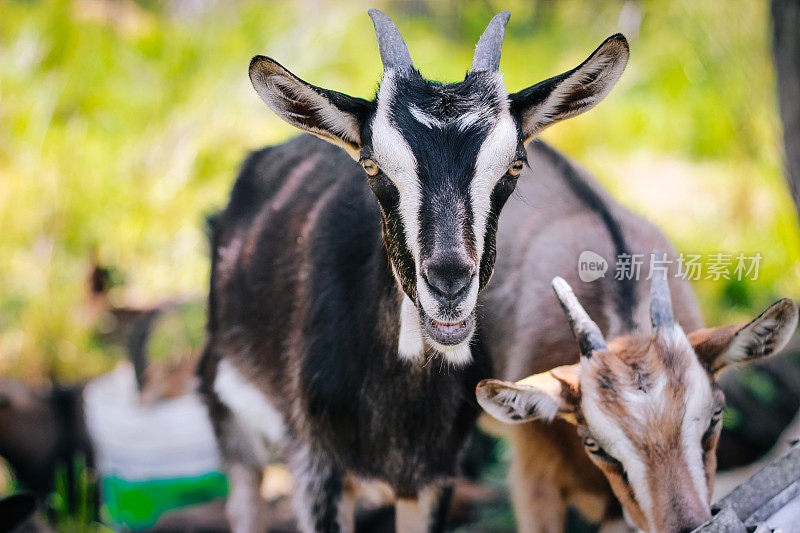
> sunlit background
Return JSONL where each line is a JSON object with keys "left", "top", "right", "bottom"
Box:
{"left": 1, "top": 0, "right": 799, "bottom": 530}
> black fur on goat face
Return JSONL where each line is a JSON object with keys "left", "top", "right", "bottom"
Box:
{"left": 247, "top": 9, "right": 629, "bottom": 359}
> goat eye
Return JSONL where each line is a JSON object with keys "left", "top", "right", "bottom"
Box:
{"left": 583, "top": 436, "right": 600, "bottom": 451}
{"left": 361, "top": 159, "right": 380, "bottom": 177}
{"left": 507, "top": 159, "right": 524, "bottom": 177}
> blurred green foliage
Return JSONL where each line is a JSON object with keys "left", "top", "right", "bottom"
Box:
{"left": 145, "top": 301, "right": 205, "bottom": 363}
{"left": 52, "top": 454, "right": 107, "bottom": 532}
{"left": 0, "top": 0, "right": 798, "bottom": 382}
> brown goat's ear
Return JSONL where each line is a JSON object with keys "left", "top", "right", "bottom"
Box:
{"left": 509, "top": 34, "right": 628, "bottom": 144}
{"left": 249, "top": 56, "right": 373, "bottom": 160}
{"left": 476, "top": 364, "right": 580, "bottom": 425}
{"left": 689, "top": 299, "right": 798, "bottom": 373}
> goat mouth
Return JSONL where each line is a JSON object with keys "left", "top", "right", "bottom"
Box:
{"left": 420, "top": 310, "right": 475, "bottom": 346}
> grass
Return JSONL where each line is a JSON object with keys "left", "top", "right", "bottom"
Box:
{"left": 51, "top": 455, "right": 108, "bottom": 532}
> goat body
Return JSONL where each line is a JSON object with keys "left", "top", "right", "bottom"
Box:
{"left": 479, "top": 140, "right": 704, "bottom": 529}
{"left": 199, "top": 135, "right": 490, "bottom": 530}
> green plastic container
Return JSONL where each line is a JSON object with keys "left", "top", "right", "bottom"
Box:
{"left": 83, "top": 365, "right": 230, "bottom": 530}
{"left": 101, "top": 472, "right": 228, "bottom": 530}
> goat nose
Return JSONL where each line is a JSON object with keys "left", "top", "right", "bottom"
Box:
{"left": 677, "top": 522, "right": 707, "bottom": 533}
{"left": 669, "top": 506, "right": 710, "bottom": 533}
{"left": 422, "top": 259, "right": 475, "bottom": 303}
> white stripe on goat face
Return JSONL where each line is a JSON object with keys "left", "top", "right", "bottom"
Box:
{"left": 580, "top": 364, "right": 656, "bottom": 529}
{"left": 371, "top": 71, "right": 422, "bottom": 269}
{"left": 674, "top": 331, "right": 715, "bottom": 511}
{"left": 370, "top": 71, "right": 518, "bottom": 353}
{"left": 445, "top": 83, "right": 517, "bottom": 323}
{"left": 471, "top": 77, "right": 517, "bottom": 272}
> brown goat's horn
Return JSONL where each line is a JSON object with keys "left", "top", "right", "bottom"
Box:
{"left": 552, "top": 276, "right": 607, "bottom": 357}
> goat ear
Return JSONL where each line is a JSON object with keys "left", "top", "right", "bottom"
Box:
{"left": 689, "top": 299, "right": 798, "bottom": 373}
{"left": 249, "top": 56, "right": 373, "bottom": 160}
{"left": 476, "top": 365, "right": 579, "bottom": 425}
{"left": 509, "top": 34, "right": 628, "bottom": 143}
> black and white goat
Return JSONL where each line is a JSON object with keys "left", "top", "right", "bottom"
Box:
{"left": 199, "top": 9, "right": 628, "bottom": 532}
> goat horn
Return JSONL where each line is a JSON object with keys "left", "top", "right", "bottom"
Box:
{"left": 649, "top": 250, "right": 675, "bottom": 330}
{"left": 368, "top": 9, "right": 413, "bottom": 71}
{"left": 552, "top": 276, "right": 607, "bottom": 357}
{"left": 470, "top": 11, "right": 511, "bottom": 72}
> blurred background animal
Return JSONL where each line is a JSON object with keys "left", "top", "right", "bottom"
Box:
{"left": 0, "top": 261, "right": 217, "bottom": 529}
{"left": 0, "top": 380, "right": 91, "bottom": 505}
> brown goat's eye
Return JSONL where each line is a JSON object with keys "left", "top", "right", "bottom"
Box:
{"left": 583, "top": 436, "right": 600, "bottom": 452}
{"left": 508, "top": 159, "right": 524, "bottom": 177}
{"left": 707, "top": 407, "right": 724, "bottom": 430}
{"left": 584, "top": 436, "right": 621, "bottom": 467}
{"left": 361, "top": 159, "right": 380, "bottom": 176}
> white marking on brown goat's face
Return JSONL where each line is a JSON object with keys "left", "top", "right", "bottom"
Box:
{"left": 578, "top": 325, "right": 718, "bottom": 532}
{"left": 365, "top": 70, "right": 522, "bottom": 363}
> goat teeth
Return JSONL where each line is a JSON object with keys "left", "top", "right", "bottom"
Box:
{"left": 430, "top": 319, "right": 467, "bottom": 334}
